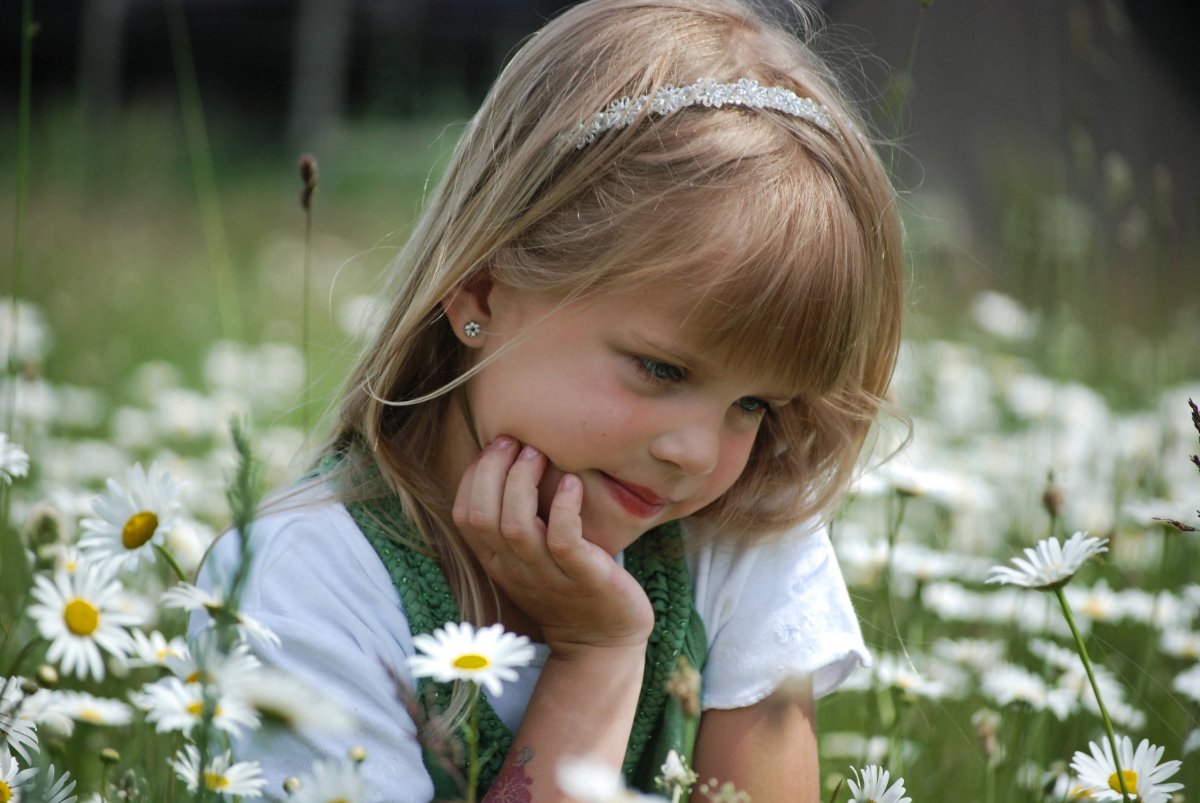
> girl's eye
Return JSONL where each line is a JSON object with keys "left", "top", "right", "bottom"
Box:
{"left": 636, "top": 357, "right": 686, "bottom": 384}
{"left": 736, "top": 396, "right": 768, "bottom": 416}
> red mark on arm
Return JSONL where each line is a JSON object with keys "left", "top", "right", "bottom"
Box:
{"left": 483, "top": 746, "right": 535, "bottom": 803}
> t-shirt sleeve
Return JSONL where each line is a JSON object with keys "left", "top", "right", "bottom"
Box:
{"left": 688, "top": 520, "right": 871, "bottom": 709}
{"left": 192, "top": 499, "right": 435, "bottom": 803}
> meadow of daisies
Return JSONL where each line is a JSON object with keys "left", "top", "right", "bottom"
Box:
{"left": 4, "top": 66, "right": 1200, "bottom": 803}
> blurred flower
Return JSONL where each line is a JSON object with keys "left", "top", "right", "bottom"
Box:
{"left": 27, "top": 565, "right": 138, "bottom": 681}
{"left": 980, "top": 663, "right": 1075, "bottom": 720}
{"left": 19, "top": 501, "right": 68, "bottom": 552}
{"left": 0, "top": 749, "right": 38, "bottom": 803}
{"left": 986, "top": 532, "right": 1108, "bottom": 591}
{"left": 336, "top": 294, "right": 385, "bottom": 340}
{"left": 1044, "top": 771, "right": 1096, "bottom": 801}
{"left": 0, "top": 298, "right": 52, "bottom": 366}
{"left": 14, "top": 688, "right": 74, "bottom": 741}
{"left": 78, "top": 463, "right": 185, "bottom": 573}
{"left": 1159, "top": 627, "right": 1200, "bottom": 660}
{"left": 846, "top": 765, "right": 910, "bottom": 803}
{"left": 932, "top": 638, "right": 1007, "bottom": 674}
{"left": 159, "top": 517, "right": 215, "bottom": 577}
{"left": 226, "top": 667, "right": 354, "bottom": 735}
{"left": 51, "top": 691, "right": 133, "bottom": 726}
{"left": 286, "top": 759, "right": 371, "bottom": 803}
{"left": 132, "top": 676, "right": 258, "bottom": 737}
{"left": 407, "top": 622, "right": 535, "bottom": 697}
{"left": 0, "top": 433, "right": 30, "bottom": 485}
{"left": 1171, "top": 664, "right": 1200, "bottom": 705}
{"left": 1070, "top": 736, "right": 1181, "bottom": 803}
{"left": 971, "top": 290, "right": 1037, "bottom": 341}
{"left": 1, "top": 681, "right": 39, "bottom": 761}
{"left": 556, "top": 757, "right": 665, "bottom": 802}
{"left": 127, "top": 629, "right": 190, "bottom": 669}
{"left": 169, "top": 745, "right": 266, "bottom": 798}
{"left": 161, "top": 583, "right": 280, "bottom": 648}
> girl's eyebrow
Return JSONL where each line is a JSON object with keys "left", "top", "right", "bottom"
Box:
{"left": 631, "top": 334, "right": 794, "bottom": 403}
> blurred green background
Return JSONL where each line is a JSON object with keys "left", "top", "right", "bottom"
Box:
{"left": 3, "top": 0, "right": 1198, "bottom": 425}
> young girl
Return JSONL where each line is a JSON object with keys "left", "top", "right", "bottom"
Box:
{"left": 197, "top": 0, "right": 903, "bottom": 799}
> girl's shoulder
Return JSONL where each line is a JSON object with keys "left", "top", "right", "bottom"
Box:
{"left": 683, "top": 517, "right": 870, "bottom": 705}
{"left": 199, "top": 479, "right": 398, "bottom": 612}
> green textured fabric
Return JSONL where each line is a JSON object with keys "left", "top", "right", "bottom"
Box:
{"left": 342, "top": 476, "right": 707, "bottom": 798}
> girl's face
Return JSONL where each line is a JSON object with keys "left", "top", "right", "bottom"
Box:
{"left": 451, "top": 283, "right": 792, "bottom": 556}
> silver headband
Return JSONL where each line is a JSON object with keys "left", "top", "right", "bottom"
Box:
{"left": 575, "top": 77, "right": 835, "bottom": 149}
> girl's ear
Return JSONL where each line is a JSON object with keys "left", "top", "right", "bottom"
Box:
{"left": 440, "top": 276, "right": 494, "bottom": 347}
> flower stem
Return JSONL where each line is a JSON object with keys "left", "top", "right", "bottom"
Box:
{"left": 466, "top": 685, "right": 481, "bottom": 803}
{"left": 154, "top": 544, "right": 189, "bottom": 583}
{"left": 1054, "top": 587, "right": 1132, "bottom": 800}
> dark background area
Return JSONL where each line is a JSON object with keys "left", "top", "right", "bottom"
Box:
{"left": 3, "top": 0, "right": 1198, "bottom": 310}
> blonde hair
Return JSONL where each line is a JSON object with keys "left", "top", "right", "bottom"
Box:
{"left": 321, "top": 0, "right": 904, "bottom": 629}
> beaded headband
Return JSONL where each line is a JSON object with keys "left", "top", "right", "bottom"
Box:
{"left": 574, "top": 77, "right": 835, "bottom": 149}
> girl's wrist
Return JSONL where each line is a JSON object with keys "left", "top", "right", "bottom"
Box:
{"left": 544, "top": 636, "right": 649, "bottom": 664}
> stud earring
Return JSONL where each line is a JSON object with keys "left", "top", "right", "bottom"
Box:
{"left": 463, "top": 321, "right": 482, "bottom": 338}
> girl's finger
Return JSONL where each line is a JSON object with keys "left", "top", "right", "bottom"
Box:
{"left": 544, "top": 473, "right": 604, "bottom": 577}
{"left": 498, "top": 444, "right": 548, "bottom": 554}
{"left": 457, "top": 436, "right": 519, "bottom": 553}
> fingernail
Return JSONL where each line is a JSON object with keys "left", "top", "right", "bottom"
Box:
{"left": 560, "top": 474, "right": 580, "bottom": 492}
{"left": 490, "top": 436, "right": 514, "bottom": 450}
{"left": 519, "top": 445, "right": 540, "bottom": 460}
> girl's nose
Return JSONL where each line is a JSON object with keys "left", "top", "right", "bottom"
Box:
{"left": 648, "top": 414, "right": 720, "bottom": 477}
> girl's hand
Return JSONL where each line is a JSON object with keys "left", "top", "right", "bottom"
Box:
{"left": 452, "top": 436, "right": 655, "bottom": 656}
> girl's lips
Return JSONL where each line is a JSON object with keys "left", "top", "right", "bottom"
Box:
{"left": 598, "top": 472, "right": 669, "bottom": 519}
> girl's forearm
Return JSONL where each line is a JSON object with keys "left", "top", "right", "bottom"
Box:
{"left": 483, "top": 642, "right": 647, "bottom": 802}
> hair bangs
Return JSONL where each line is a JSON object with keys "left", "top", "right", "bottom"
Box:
{"left": 599, "top": 140, "right": 872, "bottom": 401}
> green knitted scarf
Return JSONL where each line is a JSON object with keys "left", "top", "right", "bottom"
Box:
{"left": 344, "top": 484, "right": 706, "bottom": 799}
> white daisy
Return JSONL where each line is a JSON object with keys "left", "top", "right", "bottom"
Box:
{"left": 846, "top": 765, "right": 911, "bottom": 803}
{"left": 1171, "top": 663, "right": 1200, "bottom": 705}
{"left": 78, "top": 462, "right": 184, "bottom": 573}
{"left": 407, "top": 622, "right": 535, "bottom": 697}
{"left": 52, "top": 691, "right": 133, "bottom": 727}
{"left": 0, "top": 749, "right": 38, "bottom": 803}
{"left": 168, "top": 745, "right": 265, "bottom": 798}
{"left": 177, "top": 638, "right": 262, "bottom": 689}
{"left": 980, "top": 663, "right": 1075, "bottom": 720}
{"left": 1070, "top": 735, "right": 1182, "bottom": 803}
{"left": 986, "top": 531, "right": 1108, "bottom": 590}
{"left": 556, "top": 757, "right": 665, "bottom": 803}
{"left": 287, "top": 759, "right": 371, "bottom": 803}
{"left": 131, "top": 676, "right": 259, "bottom": 737}
{"left": 0, "top": 681, "right": 39, "bottom": 762}
{"left": 225, "top": 667, "right": 354, "bottom": 734}
{"left": 127, "top": 629, "right": 190, "bottom": 668}
{"left": 1046, "top": 771, "right": 1103, "bottom": 801}
{"left": 161, "top": 583, "right": 280, "bottom": 647}
{"left": 27, "top": 565, "right": 138, "bottom": 681}
{"left": 0, "top": 433, "right": 30, "bottom": 485}
{"left": 23, "top": 763, "right": 77, "bottom": 803}
{"left": 14, "top": 689, "right": 74, "bottom": 741}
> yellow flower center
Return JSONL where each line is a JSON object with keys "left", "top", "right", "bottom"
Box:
{"left": 185, "top": 670, "right": 205, "bottom": 684}
{"left": 64, "top": 597, "right": 100, "bottom": 636}
{"left": 1108, "top": 769, "right": 1138, "bottom": 794}
{"left": 122, "top": 511, "right": 159, "bottom": 549}
{"left": 453, "top": 653, "right": 490, "bottom": 670}
{"left": 80, "top": 707, "right": 105, "bottom": 723}
{"left": 187, "top": 701, "right": 222, "bottom": 718}
{"left": 1, "top": 779, "right": 12, "bottom": 802}
{"left": 204, "top": 771, "right": 230, "bottom": 790}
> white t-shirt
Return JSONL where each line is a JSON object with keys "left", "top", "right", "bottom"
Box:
{"left": 193, "top": 483, "right": 868, "bottom": 802}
